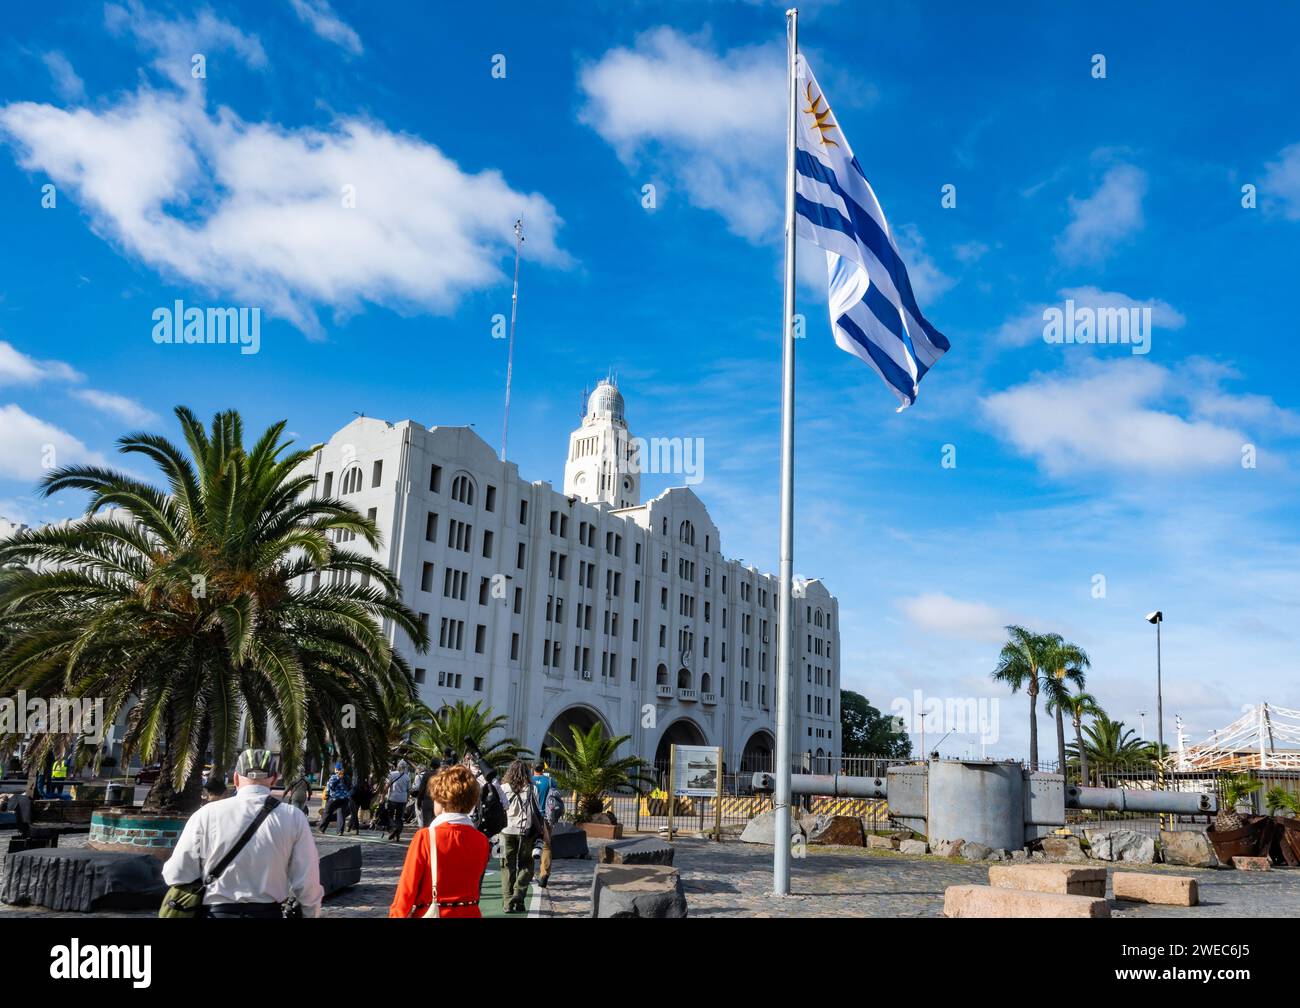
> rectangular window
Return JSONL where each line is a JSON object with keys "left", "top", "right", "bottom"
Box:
{"left": 482, "top": 529, "right": 494, "bottom": 558}
{"left": 519, "top": 499, "right": 528, "bottom": 525}
{"left": 510, "top": 633, "right": 520, "bottom": 661}
{"left": 516, "top": 542, "right": 526, "bottom": 570}
{"left": 474, "top": 676, "right": 484, "bottom": 692}
{"left": 371, "top": 460, "right": 383, "bottom": 488}
{"left": 414, "top": 668, "right": 426, "bottom": 684}
{"left": 485, "top": 485, "right": 497, "bottom": 512}
{"left": 429, "top": 464, "right": 442, "bottom": 492}
{"left": 475, "top": 625, "right": 486, "bottom": 654}
{"left": 322, "top": 471, "right": 333, "bottom": 497}
{"left": 425, "top": 512, "right": 439, "bottom": 542}
{"left": 478, "top": 576, "right": 490, "bottom": 606}
{"left": 421, "top": 562, "right": 434, "bottom": 592}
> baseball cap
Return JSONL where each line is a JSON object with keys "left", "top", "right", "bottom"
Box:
{"left": 235, "top": 748, "right": 276, "bottom": 780}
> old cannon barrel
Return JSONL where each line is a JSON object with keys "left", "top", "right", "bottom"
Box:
{"left": 1066, "top": 785, "right": 1216, "bottom": 815}
{"left": 751, "top": 772, "right": 888, "bottom": 800}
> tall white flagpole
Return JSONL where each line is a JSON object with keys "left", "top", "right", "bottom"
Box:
{"left": 773, "top": 6, "right": 799, "bottom": 897}
{"left": 501, "top": 218, "right": 524, "bottom": 462}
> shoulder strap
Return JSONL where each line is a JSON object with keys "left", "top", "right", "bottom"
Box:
{"left": 205, "top": 796, "right": 279, "bottom": 884}
{"left": 429, "top": 825, "right": 439, "bottom": 901}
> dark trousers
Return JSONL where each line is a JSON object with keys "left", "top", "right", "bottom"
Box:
{"left": 319, "top": 798, "right": 346, "bottom": 832}
{"left": 500, "top": 831, "right": 535, "bottom": 910}
{"left": 386, "top": 800, "right": 405, "bottom": 841}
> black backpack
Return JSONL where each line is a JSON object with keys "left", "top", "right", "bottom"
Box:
{"left": 476, "top": 780, "right": 506, "bottom": 838}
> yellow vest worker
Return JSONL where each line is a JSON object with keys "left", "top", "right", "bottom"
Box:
{"left": 52, "top": 759, "right": 68, "bottom": 780}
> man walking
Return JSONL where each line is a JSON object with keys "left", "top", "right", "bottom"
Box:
{"left": 531, "top": 762, "right": 554, "bottom": 888}
{"left": 319, "top": 764, "right": 350, "bottom": 834}
{"left": 384, "top": 760, "right": 411, "bottom": 842}
{"left": 162, "top": 748, "right": 323, "bottom": 919}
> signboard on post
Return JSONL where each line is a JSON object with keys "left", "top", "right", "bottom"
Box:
{"left": 668, "top": 744, "right": 724, "bottom": 842}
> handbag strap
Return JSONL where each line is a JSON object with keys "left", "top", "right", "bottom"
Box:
{"left": 205, "top": 796, "right": 279, "bottom": 884}
{"left": 429, "top": 824, "right": 440, "bottom": 904}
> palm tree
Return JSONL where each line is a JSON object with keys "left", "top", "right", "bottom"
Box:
{"left": 1069, "top": 715, "right": 1153, "bottom": 782}
{"left": 1264, "top": 786, "right": 1300, "bottom": 818}
{"left": 992, "top": 626, "right": 1055, "bottom": 769}
{"left": 1041, "top": 635, "right": 1089, "bottom": 773}
{"left": 0, "top": 407, "right": 427, "bottom": 811}
{"left": 377, "top": 675, "right": 436, "bottom": 766}
{"left": 411, "top": 700, "right": 528, "bottom": 773}
{"left": 546, "top": 723, "right": 653, "bottom": 822}
{"left": 1216, "top": 774, "right": 1262, "bottom": 832}
{"left": 1056, "top": 689, "right": 1104, "bottom": 785}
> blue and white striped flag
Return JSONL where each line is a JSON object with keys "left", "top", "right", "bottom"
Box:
{"left": 794, "top": 55, "right": 950, "bottom": 410}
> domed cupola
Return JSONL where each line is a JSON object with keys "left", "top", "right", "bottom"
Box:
{"left": 564, "top": 376, "right": 639, "bottom": 508}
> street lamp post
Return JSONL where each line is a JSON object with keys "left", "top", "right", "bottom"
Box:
{"left": 1145, "top": 611, "right": 1164, "bottom": 760}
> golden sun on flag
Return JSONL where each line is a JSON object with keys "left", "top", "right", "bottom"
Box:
{"left": 803, "top": 82, "right": 838, "bottom": 147}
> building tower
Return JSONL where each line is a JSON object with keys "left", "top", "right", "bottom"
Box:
{"left": 563, "top": 378, "right": 640, "bottom": 508}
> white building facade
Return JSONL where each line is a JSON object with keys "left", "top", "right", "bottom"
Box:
{"left": 294, "top": 380, "right": 842, "bottom": 771}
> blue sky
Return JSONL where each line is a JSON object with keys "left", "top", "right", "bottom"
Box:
{"left": 2, "top": 0, "right": 1299, "bottom": 760}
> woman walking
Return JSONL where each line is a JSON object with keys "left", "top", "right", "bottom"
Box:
{"left": 388, "top": 765, "right": 490, "bottom": 918}
{"left": 494, "top": 759, "right": 541, "bottom": 914}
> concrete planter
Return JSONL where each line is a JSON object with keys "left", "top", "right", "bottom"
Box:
{"left": 580, "top": 822, "right": 624, "bottom": 841}
{"left": 88, "top": 807, "right": 188, "bottom": 859}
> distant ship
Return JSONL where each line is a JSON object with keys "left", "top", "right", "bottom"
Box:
{"left": 686, "top": 758, "right": 716, "bottom": 770}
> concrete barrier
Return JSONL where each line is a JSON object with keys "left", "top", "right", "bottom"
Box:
{"left": 988, "top": 863, "right": 1106, "bottom": 898}
{"left": 1112, "top": 872, "right": 1198, "bottom": 907}
{"left": 944, "top": 884, "right": 1110, "bottom": 918}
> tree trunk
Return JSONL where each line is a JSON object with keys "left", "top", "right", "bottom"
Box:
{"left": 143, "top": 705, "right": 208, "bottom": 814}
{"left": 1028, "top": 684, "right": 1039, "bottom": 770}
{"left": 1055, "top": 706, "right": 1067, "bottom": 776}
{"left": 1075, "top": 719, "right": 1090, "bottom": 787}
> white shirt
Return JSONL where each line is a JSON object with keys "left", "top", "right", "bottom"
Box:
{"left": 162, "top": 784, "right": 324, "bottom": 917}
{"left": 387, "top": 769, "right": 410, "bottom": 803}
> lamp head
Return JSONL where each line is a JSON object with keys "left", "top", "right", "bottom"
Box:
{"left": 1145, "top": 610, "right": 1163, "bottom": 624}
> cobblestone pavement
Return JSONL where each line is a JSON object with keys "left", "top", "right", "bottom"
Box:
{"left": 4, "top": 828, "right": 1298, "bottom": 918}
{"left": 547, "top": 836, "right": 1300, "bottom": 918}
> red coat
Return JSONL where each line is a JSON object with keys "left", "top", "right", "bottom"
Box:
{"left": 389, "top": 819, "right": 490, "bottom": 918}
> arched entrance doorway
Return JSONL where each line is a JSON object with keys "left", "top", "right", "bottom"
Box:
{"left": 538, "top": 705, "right": 611, "bottom": 767}
{"left": 654, "top": 718, "right": 707, "bottom": 777}
{"left": 740, "top": 729, "right": 776, "bottom": 773}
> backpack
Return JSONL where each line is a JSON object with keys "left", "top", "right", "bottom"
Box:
{"left": 476, "top": 780, "right": 507, "bottom": 838}
{"left": 544, "top": 787, "right": 564, "bottom": 824}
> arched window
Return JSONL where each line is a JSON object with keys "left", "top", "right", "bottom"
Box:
{"left": 815, "top": 609, "right": 824, "bottom": 628}
{"left": 700, "top": 672, "right": 712, "bottom": 693}
{"left": 450, "top": 473, "right": 476, "bottom": 506}
{"left": 679, "top": 520, "right": 695, "bottom": 546}
{"left": 656, "top": 663, "right": 669, "bottom": 686}
{"left": 677, "top": 668, "right": 692, "bottom": 690}
{"left": 340, "top": 465, "right": 363, "bottom": 495}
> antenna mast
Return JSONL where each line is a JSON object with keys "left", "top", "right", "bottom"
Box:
{"left": 501, "top": 219, "right": 524, "bottom": 462}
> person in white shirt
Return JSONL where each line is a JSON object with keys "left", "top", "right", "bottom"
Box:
{"left": 163, "top": 748, "right": 324, "bottom": 919}
{"left": 384, "top": 760, "right": 411, "bottom": 842}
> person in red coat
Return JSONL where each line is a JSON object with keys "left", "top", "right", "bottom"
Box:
{"left": 389, "top": 764, "right": 490, "bottom": 918}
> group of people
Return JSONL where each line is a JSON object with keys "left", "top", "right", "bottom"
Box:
{"left": 160, "top": 747, "right": 564, "bottom": 919}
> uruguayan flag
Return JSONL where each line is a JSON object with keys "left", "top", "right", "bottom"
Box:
{"left": 794, "top": 55, "right": 950, "bottom": 410}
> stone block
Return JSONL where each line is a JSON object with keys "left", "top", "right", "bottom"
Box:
{"left": 943, "top": 884, "right": 1110, "bottom": 918}
{"left": 807, "top": 815, "right": 865, "bottom": 847}
{"left": 740, "top": 808, "right": 804, "bottom": 846}
{"left": 988, "top": 863, "right": 1106, "bottom": 898}
{"left": 548, "top": 821, "right": 590, "bottom": 860}
{"left": 932, "top": 838, "right": 965, "bottom": 858}
{"left": 1041, "top": 835, "right": 1087, "bottom": 863}
{"left": 1112, "top": 872, "right": 1198, "bottom": 906}
{"left": 961, "top": 841, "right": 992, "bottom": 861}
{"left": 1084, "top": 828, "right": 1156, "bottom": 864}
{"left": 1232, "top": 856, "right": 1271, "bottom": 871}
{"left": 867, "top": 833, "right": 898, "bottom": 850}
{"left": 1160, "top": 830, "right": 1217, "bottom": 868}
{"left": 590, "top": 863, "right": 687, "bottom": 918}
{"left": 899, "top": 839, "right": 928, "bottom": 855}
{"left": 598, "top": 838, "right": 675, "bottom": 866}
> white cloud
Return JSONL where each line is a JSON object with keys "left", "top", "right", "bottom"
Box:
{"left": 0, "top": 404, "right": 106, "bottom": 480}
{"left": 893, "top": 224, "right": 953, "bottom": 304}
{"left": 900, "top": 592, "right": 1018, "bottom": 644}
{"left": 1056, "top": 163, "right": 1146, "bottom": 265}
{"left": 104, "top": 0, "right": 267, "bottom": 87}
{"left": 41, "top": 52, "right": 85, "bottom": 103}
{"left": 995, "top": 287, "right": 1185, "bottom": 348}
{"left": 1261, "top": 142, "right": 1300, "bottom": 220}
{"left": 288, "top": 0, "right": 363, "bottom": 56}
{"left": 578, "top": 28, "right": 784, "bottom": 242}
{"left": 70, "top": 389, "right": 158, "bottom": 426}
{"left": 980, "top": 361, "right": 1266, "bottom": 475}
{"left": 0, "top": 341, "right": 82, "bottom": 385}
{"left": 0, "top": 9, "right": 567, "bottom": 336}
